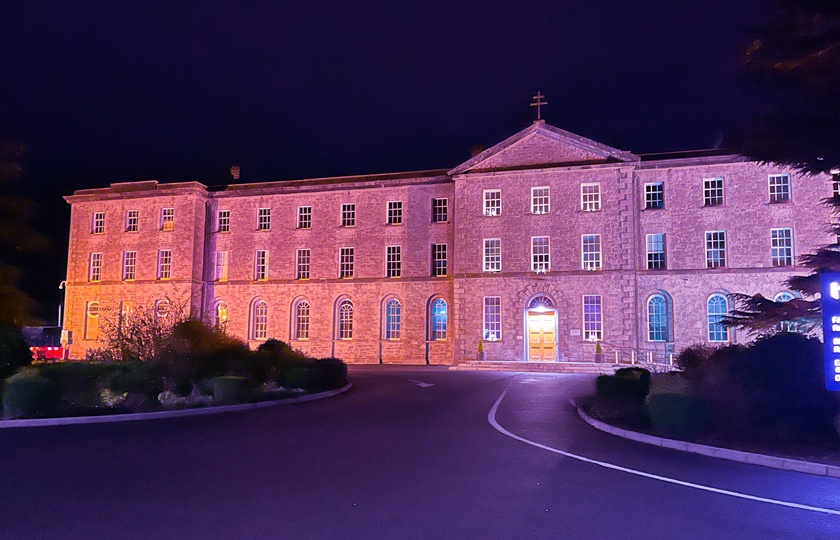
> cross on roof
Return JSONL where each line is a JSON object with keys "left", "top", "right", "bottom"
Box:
{"left": 530, "top": 91, "right": 548, "bottom": 121}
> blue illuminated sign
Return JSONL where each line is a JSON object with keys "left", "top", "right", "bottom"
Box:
{"left": 819, "top": 272, "right": 840, "bottom": 391}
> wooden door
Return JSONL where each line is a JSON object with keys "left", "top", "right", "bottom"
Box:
{"left": 528, "top": 311, "right": 556, "bottom": 361}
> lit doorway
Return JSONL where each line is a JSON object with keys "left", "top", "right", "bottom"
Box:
{"left": 525, "top": 294, "right": 557, "bottom": 362}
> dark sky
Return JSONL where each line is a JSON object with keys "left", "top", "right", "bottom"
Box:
{"left": 0, "top": 0, "right": 763, "bottom": 319}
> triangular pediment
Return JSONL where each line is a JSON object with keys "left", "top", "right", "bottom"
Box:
{"left": 449, "top": 121, "right": 638, "bottom": 175}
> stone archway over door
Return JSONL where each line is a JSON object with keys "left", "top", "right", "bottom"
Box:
{"left": 523, "top": 293, "right": 558, "bottom": 362}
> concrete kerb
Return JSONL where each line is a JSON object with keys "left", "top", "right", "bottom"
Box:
{"left": 570, "top": 395, "right": 840, "bottom": 479}
{"left": 0, "top": 382, "right": 352, "bottom": 429}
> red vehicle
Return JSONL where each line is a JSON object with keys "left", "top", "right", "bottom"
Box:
{"left": 22, "top": 326, "right": 65, "bottom": 363}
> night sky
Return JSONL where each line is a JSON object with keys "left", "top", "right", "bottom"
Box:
{"left": 1, "top": 1, "right": 764, "bottom": 320}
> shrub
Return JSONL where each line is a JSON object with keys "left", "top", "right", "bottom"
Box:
{"left": 0, "top": 325, "right": 32, "bottom": 380}
{"left": 3, "top": 368, "right": 59, "bottom": 419}
{"left": 312, "top": 358, "right": 348, "bottom": 390}
{"left": 676, "top": 344, "right": 716, "bottom": 379}
{"left": 285, "top": 368, "right": 316, "bottom": 390}
{"left": 648, "top": 393, "right": 709, "bottom": 439}
{"left": 209, "top": 376, "right": 248, "bottom": 404}
{"left": 596, "top": 369, "right": 651, "bottom": 404}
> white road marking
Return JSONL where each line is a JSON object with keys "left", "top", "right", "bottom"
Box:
{"left": 409, "top": 379, "right": 434, "bottom": 388}
{"left": 487, "top": 378, "right": 840, "bottom": 517}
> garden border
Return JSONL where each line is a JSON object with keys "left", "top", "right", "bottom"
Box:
{"left": 572, "top": 396, "right": 840, "bottom": 479}
{"left": 0, "top": 382, "right": 352, "bottom": 429}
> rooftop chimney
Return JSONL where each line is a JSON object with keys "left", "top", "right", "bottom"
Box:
{"left": 230, "top": 165, "right": 241, "bottom": 181}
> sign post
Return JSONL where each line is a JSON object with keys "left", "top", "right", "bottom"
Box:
{"left": 819, "top": 273, "right": 840, "bottom": 391}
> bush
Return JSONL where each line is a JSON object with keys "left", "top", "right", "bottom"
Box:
{"left": 0, "top": 325, "right": 32, "bottom": 380}
{"left": 648, "top": 393, "right": 709, "bottom": 440}
{"left": 312, "top": 358, "right": 348, "bottom": 390}
{"left": 284, "top": 368, "right": 316, "bottom": 390}
{"left": 596, "top": 368, "right": 651, "bottom": 403}
{"left": 209, "top": 376, "right": 248, "bottom": 404}
{"left": 3, "top": 368, "right": 59, "bottom": 419}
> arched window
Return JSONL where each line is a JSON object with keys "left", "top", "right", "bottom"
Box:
{"left": 214, "top": 301, "right": 228, "bottom": 329}
{"left": 252, "top": 300, "right": 268, "bottom": 340}
{"left": 774, "top": 292, "right": 796, "bottom": 332}
{"left": 774, "top": 291, "right": 794, "bottom": 303}
{"left": 647, "top": 295, "right": 668, "bottom": 342}
{"left": 430, "top": 298, "right": 447, "bottom": 340}
{"left": 294, "top": 299, "right": 310, "bottom": 340}
{"left": 85, "top": 301, "right": 100, "bottom": 340}
{"left": 337, "top": 299, "right": 353, "bottom": 340}
{"left": 155, "top": 299, "right": 170, "bottom": 322}
{"left": 385, "top": 298, "right": 401, "bottom": 340}
{"left": 527, "top": 294, "right": 555, "bottom": 310}
{"left": 707, "top": 294, "right": 729, "bottom": 342}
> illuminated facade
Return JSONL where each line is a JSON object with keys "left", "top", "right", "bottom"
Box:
{"left": 62, "top": 121, "right": 835, "bottom": 364}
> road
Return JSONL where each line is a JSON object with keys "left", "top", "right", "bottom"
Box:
{"left": 0, "top": 367, "right": 838, "bottom": 539}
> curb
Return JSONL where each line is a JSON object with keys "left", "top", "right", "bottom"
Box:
{"left": 572, "top": 397, "right": 840, "bottom": 479}
{"left": 0, "top": 383, "right": 352, "bottom": 429}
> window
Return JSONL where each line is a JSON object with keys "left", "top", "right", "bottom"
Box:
{"left": 705, "top": 231, "right": 726, "bottom": 268}
{"left": 483, "top": 239, "right": 501, "bottom": 272}
{"left": 531, "top": 187, "right": 550, "bottom": 214}
{"left": 214, "top": 301, "right": 228, "bottom": 329}
{"left": 774, "top": 292, "right": 796, "bottom": 332}
{"left": 122, "top": 251, "right": 136, "bottom": 281}
{"left": 644, "top": 183, "right": 664, "bottom": 209}
{"left": 582, "top": 234, "right": 602, "bottom": 270}
{"left": 483, "top": 190, "right": 501, "bottom": 216}
{"left": 386, "top": 246, "right": 401, "bottom": 278}
{"left": 581, "top": 184, "right": 601, "bottom": 212}
{"left": 432, "top": 198, "right": 448, "bottom": 223}
{"left": 647, "top": 295, "right": 668, "bottom": 342}
{"left": 252, "top": 300, "right": 268, "bottom": 340}
{"left": 703, "top": 177, "right": 724, "bottom": 206}
{"left": 583, "top": 295, "right": 603, "bottom": 341}
{"left": 296, "top": 249, "right": 311, "bottom": 280}
{"left": 339, "top": 247, "right": 354, "bottom": 278}
{"left": 833, "top": 176, "right": 840, "bottom": 199}
{"left": 646, "top": 233, "right": 666, "bottom": 270}
{"left": 297, "top": 206, "right": 312, "bottom": 229}
{"left": 157, "top": 249, "right": 172, "bottom": 279}
{"left": 707, "top": 294, "right": 729, "bottom": 342}
{"left": 768, "top": 174, "right": 791, "bottom": 203}
{"left": 92, "top": 212, "right": 105, "bottom": 234}
{"left": 155, "top": 300, "right": 170, "bottom": 322}
{"left": 387, "top": 201, "right": 403, "bottom": 225}
{"left": 337, "top": 299, "right": 353, "bottom": 339}
{"left": 432, "top": 244, "right": 447, "bottom": 277}
{"left": 254, "top": 250, "right": 268, "bottom": 281}
{"left": 214, "top": 251, "right": 229, "bottom": 281}
{"left": 531, "top": 236, "right": 550, "bottom": 272}
{"left": 257, "top": 208, "right": 271, "bottom": 231}
{"left": 125, "top": 210, "right": 138, "bottom": 232}
{"left": 771, "top": 228, "right": 793, "bottom": 266}
{"left": 85, "top": 301, "right": 100, "bottom": 340}
{"left": 217, "top": 210, "right": 230, "bottom": 233}
{"left": 89, "top": 252, "right": 103, "bottom": 282}
{"left": 430, "top": 298, "right": 447, "bottom": 340}
{"left": 161, "top": 208, "right": 174, "bottom": 231}
{"left": 384, "top": 298, "right": 401, "bottom": 340}
{"left": 294, "top": 300, "right": 310, "bottom": 340}
{"left": 483, "top": 297, "right": 501, "bottom": 341}
{"left": 341, "top": 203, "right": 355, "bottom": 227}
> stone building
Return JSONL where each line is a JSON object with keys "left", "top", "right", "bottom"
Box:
{"left": 62, "top": 121, "right": 835, "bottom": 364}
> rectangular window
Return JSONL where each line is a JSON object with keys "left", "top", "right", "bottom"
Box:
{"left": 157, "top": 249, "right": 172, "bottom": 279}
{"left": 644, "top": 183, "right": 664, "bottom": 209}
{"left": 833, "top": 176, "right": 840, "bottom": 199}
{"left": 531, "top": 236, "right": 550, "bottom": 272}
{"left": 483, "top": 190, "right": 501, "bottom": 216}
{"left": 581, "top": 184, "right": 601, "bottom": 212}
{"left": 341, "top": 203, "right": 356, "bottom": 227}
{"left": 646, "top": 233, "right": 666, "bottom": 270}
{"left": 257, "top": 208, "right": 271, "bottom": 231}
{"left": 432, "top": 198, "right": 448, "bottom": 223}
{"left": 161, "top": 208, "right": 174, "bottom": 231}
{"left": 296, "top": 249, "right": 311, "bottom": 279}
{"left": 217, "top": 210, "right": 230, "bottom": 233}
{"left": 768, "top": 174, "right": 791, "bottom": 203}
{"left": 339, "top": 247, "right": 354, "bottom": 278}
{"left": 705, "top": 231, "right": 726, "bottom": 268}
{"left": 125, "top": 210, "right": 138, "bottom": 232}
{"left": 297, "top": 206, "right": 312, "bottom": 229}
{"left": 583, "top": 295, "right": 603, "bottom": 341}
{"left": 483, "top": 297, "right": 501, "bottom": 341}
{"left": 92, "top": 212, "right": 105, "bottom": 234}
{"left": 483, "top": 238, "right": 501, "bottom": 272}
{"left": 771, "top": 228, "right": 793, "bottom": 266}
{"left": 703, "top": 177, "right": 724, "bottom": 206}
{"left": 432, "top": 243, "right": 447, "bottom": 277}
{"left": 254, "top": 250, "right": 268, "bottom": 281}
{"left": 214, "top": 251, "right": 229, "bottom": 281}
{"left": 122, "top": 251, "right": 136, "bottom": 280}
{"left": 89, "top": 252, "right": 103, "bottom": 282}
{"left": 582, "top": 234, "right": 602, "bottom": 270}
{"left": 387, "top": 201, "right": 403, "bottom": 225}
{"left": 386, "top": 246, "right": 401, "bottom": 278}
{"left": 531, "top": 187, "right": 550, "bottom": 214}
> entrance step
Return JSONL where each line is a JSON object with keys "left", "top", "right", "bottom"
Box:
{"left": 449, "top": 361, "right": 620, "bottom": 374}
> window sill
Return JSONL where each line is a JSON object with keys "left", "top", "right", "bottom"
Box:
{"left": 768, "top": 200, "right": 791, "bottom": 205}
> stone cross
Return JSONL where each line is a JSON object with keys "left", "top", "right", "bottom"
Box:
{"left": 530, "top": 91, "right": 548, "bottom": 120}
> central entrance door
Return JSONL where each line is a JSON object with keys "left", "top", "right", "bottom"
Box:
{"left": 527, "top": 310, "right": 556, "bottom": 361}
